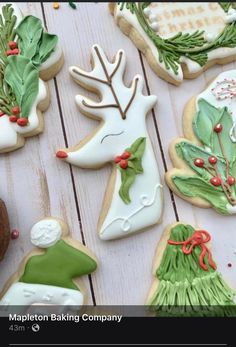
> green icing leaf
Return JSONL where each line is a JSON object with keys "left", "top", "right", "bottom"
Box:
{"left": 32, "top": 32, "right": 58, "bottom": 66}
{"left": 172, "top": 175, "right": 229, "bottom": 214}
{"left": 193, "top": 98, "right": 236, "bottom": 162}
{"left": 118, "top": 137, "right": 146, "bottom": 204}
{"left": 176, "top": 141, "right": 227, "bottom": 181}
{"left": 219, "top": 2, "right": 236, "bottom": 12}
{"left": 16, "top": 16, "right": 43, "bottom": 60}
{"left": 5, "top": 55, "right": 39, "bottom": 118}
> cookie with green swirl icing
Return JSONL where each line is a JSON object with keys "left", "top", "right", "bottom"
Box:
{"left": 166, "top": 69, "right": 236, "bottom": 215}
{"left": 0, "top": 218, "right": 97, "bottom": 312}
{"left": 0, "top": 3, "right": 64, "bottom": 153}
{"left": 146, "top": 222, "right": 236, "bottom": 316}
{"left": 110, "top": 2, "right": 236, "bottom": 85}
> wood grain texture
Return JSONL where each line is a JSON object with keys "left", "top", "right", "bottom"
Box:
{"left": 0, "top": 3, "right": 235, "bottom": 305}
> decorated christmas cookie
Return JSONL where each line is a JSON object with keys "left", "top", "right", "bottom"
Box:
{"left": 0, "top": 218, "right": 97, "bottom": 310}
{"left": 0, "top": 199, "right": 10, "bottom": 261}
{"left": 56, "top": 45, "right": 163, "bottom": 241}
{"left": 109, "top": 2, "right": 236, "bottom": 85}
{"left": 166, "top": 70, "right": 236, "bottom": 215}
{"left": 0, "top": 3, "right": 63, "bottom": 153}
{"left": 146, "top": 223, "right": 236, "bottom": 316}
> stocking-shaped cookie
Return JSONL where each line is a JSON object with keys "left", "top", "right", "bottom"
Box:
{"left": 0, "top": 3, "right": 63, "bottom": 153}
{"left": 0, "top": 218, "right": 97, "bottom": 312}
{"left": 166, "top": 70, "right": 236, "bottom": 215}
{"left": 147, "top": 223, "right": 236, "bottom": 316}
{"left": 0, "top": 199, "right": 10, "bottom": 261}
{"left": 56, "top": 45, "right": 163, "bottom": 241}
{"left": 110, "top": 2, "right": 236, "bottom": 85}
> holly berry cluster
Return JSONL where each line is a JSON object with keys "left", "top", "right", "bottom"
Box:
{"left": 6, "top": 41, "right": 19, "bottom": 56}
{"left": 194, "top": 122, "right": 235, "bottom": 187}
{"left": 0, "top": 105, "right": 28, "bottom": 127}
{"left": 114, "top": 151, "right": 131, "bottom": 169}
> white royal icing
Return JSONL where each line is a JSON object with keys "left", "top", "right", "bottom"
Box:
{"left": 63, "top": 45, "right": 162, "bottom": 240}
{"left": 30, "top": 219, "right": 62, "bottom": 248}
{"left": 112, "top": 3, "right": 236, "bottom": 83}
{"left": 196, "top": 69, "right": 236, "bottom": 214}
{"left": 0, "top": 3, "right": 61, "bottom": 151}
{"left": 0, "top": 283, "right": 83, "bottom": 312}
{"left": 225, "top": 8, "right": 236, "bottom": 24}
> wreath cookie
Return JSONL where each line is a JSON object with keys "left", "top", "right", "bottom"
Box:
{"left": 146, "top": 223, "right": 236, "bottom": 316}
{"left": 166, "top": 70, "right": 236, "bottom": 215}
{"left": 56, "top": 45, "right": 163, "bottom": 241}
{"left": 0, "top": 3, "right": 63, "bottom": 153}
{"left": 0, "top": 199, "right": 10, "bottom": 261}
{"left": 0, "top": 218, "right": 97, "bottom": 311}
{"left": 110, "top": 2, "right": 236, "bottom": 85}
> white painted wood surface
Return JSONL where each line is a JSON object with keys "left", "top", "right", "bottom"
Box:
{"left": 0, "top": 2, "right": 235, "bottom": 305}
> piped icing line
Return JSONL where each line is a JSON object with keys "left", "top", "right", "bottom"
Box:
{"left": 0, "top": 218, "right": 97, "bottom": 310}
{"left": 111, "top": 2, "right": 236, "bottom": 84}
{"left": 57, "top": 45, "right": 163, "bottom": 240}
{"left": 0, "top": 3, "right": 62, "bottom": 152}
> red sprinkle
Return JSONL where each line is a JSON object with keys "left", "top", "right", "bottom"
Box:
{"left": 208, "top": 156, "right": 217, "bottom": 165}
{"left": 119, "top": 159, "right": 128, "bottom": 169}
{"left": 56, "top": 150, "right": 68, "bottom": 159}
{"left": 0, "top": 111, "right": 5, "bottom": 117}
{"left": 11, "top": 48, "right": 19, "bottom": 55}
{"left": 210, "top": 177, "right": 221, "bottom": 187}
{"left": 227, "top": 176, "right": 235, "bottom": 186}
{"left": 17, "top": 118, "right": 28, "bottom": 126}
{"left": 214, "top": 123, "right": 223, "bottom": 133}
{"left": 9, "top": 115, "right": 17, "bottom": 122}
{"left": 114, "top": 155, "right": 122, "bottom": 163}
{"left": 6, "top": 50, "right": 13, "bottom": 56}
{"left": 194, "top": 158, "right": 204, "bottom": 167}
{"left": 11, "top": 229, "right": 19, "bottom": 240}
{"left": 8, "top": 41, "right": 17, "bottom": 49}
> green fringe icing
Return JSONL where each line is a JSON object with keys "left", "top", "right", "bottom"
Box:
{"left": 149, "top": 224, "right": 236, "bottom": 316}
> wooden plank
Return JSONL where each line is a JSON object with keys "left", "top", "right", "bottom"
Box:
{"left": 43, "top": 2, "right": 177, "bottom": 304}
{"left": 0, "top": 2, "right": 94, "bottom": 305}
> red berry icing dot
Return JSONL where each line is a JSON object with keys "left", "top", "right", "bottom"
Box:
{"left": 0, "top": 111, "right": 5, "bottom": 117}
{"left": 194, "top": 158, "right": 204, "bottom": 167}
{"left": 214, "top": 123, "right": 223, "bottom": 133}
{"left": 227, "top": 176, "right": 235, "bottom": 186}
{"left": 210, "top": 177, "right": 221, "bottom": 186}
{"left": 114, "top": 156, "right": 121, "bottom": 163}
{"left": 8, "top": 41, "right": 17, "bottom": 49}
{"left": 121, "top": 151, "right": 131, "bottom": 160}
{"left": 9, "top": 115, "right": 17, "bottom": 122}
{"left": 56, "top": 151, "right": 68, "bottom": 159}
{"left": 119, "top": 159, "right": 128, "bottom": 169}
{"left": 12, "top": 106, "right": 20, "bottom": 115}
{"left": 11, "top": 229, "right": 19, "bottom": 240}
{"left": 208, "top": 156, "right": 217, "bottom": 165}
{"left": 17, "top": 118, "right": 28, "bottom": 126}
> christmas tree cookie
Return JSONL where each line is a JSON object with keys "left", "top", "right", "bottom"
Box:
{"left": 0, "top": 199, "right": 10, "bottom": 261}
{"left": 0, "top": 3, "right": 64, "bottom": 153}
{"left": 146, "top": 223, "right": 236, "bottom": 316}
{"left": 56, "top": 45, "right": 163, "bottom": 241}
{"left": 166, "top": 70, "right": 236, "bottom": 215}
{"left": 0, "top": 218, "right": 97, "bottom": 311}
{"left": 110, "top": 2, "right": 236, "bottom": 85}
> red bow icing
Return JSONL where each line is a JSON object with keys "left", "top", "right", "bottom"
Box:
{"left": 168, "top": 230, "right": 217, "bottom": 271}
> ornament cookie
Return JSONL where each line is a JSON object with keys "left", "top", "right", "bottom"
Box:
{"left": 0, "top": 3, "right": 63, "bottom": 153}
{"left": 166, "top": 70, "right": 236, "bottom": 215}
{"left": 56, "top": 45, "right": 163, "bottom": 241}
{"left": 146, "top": 223, "right": 236, "bottom": 316}
{"left": 0, "top": 218, "right": 97, "bottom": 310}
{"left": 109, "top": 2, "right": 236, "bottom": 85}
{"left": 0, "top": 199, "right": 10, "bottom": 261}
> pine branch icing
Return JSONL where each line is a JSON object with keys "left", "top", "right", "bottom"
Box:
{"left": 56, "top": 45, "right": 162, "bottom": 240}
{"left": 148, "top": 224, "right": 236, "bottom": 316}
{"left": 114, "top": 2, "right": 236, "bottom": 83}
{"left": 167, "top": 70, "right": 236, "bottom": 215}
{"left": 0, "top": 4, "right": 58, "bottom": 126}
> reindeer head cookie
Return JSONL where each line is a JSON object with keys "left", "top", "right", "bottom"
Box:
{"left": 56, "top": 45, "right": 163, "bottom": 241}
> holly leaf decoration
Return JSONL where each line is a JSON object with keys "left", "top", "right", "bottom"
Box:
{"left": 219, "top": 2, "right": 236, "bottom": 12}
{"left": 5, "top": 55, "right": 39, "bottom": 118}
{"left": 170, "top": 99, "right": 236, "bottom": 214}
{"left": 118, "top": 137, "right": 146, "bottom": 204}
{"left": 16, "top": 15, "right": 57, "bottom": 67}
